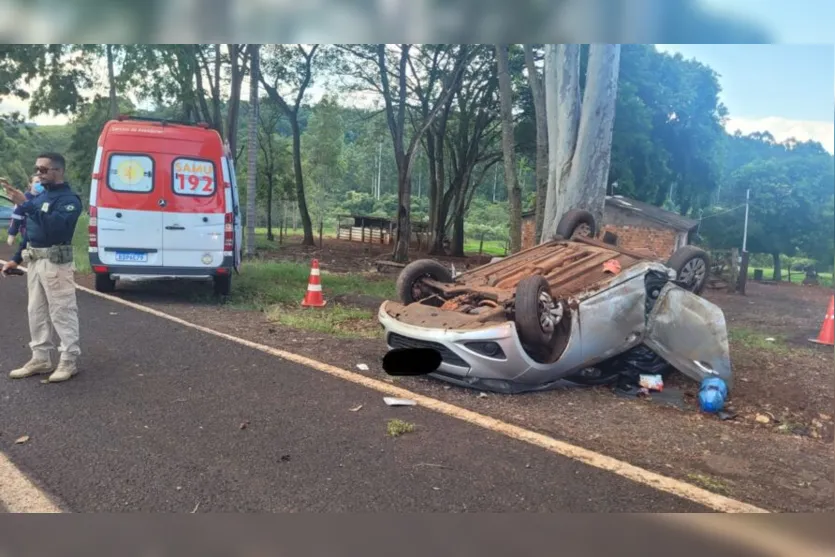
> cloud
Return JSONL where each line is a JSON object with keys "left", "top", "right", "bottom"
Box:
{"left": 724, "top": 116, "right": 834, "bottom": 154}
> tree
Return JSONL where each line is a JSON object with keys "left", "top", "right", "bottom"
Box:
{"left": 304, "top": 94, "right": 347, "bottom": 227}
{"left": 257, "top": 99, "right": 293, "bottom": 241}
{"left": 541, "top": 44, "right": 621, "bottom": 242}
{"left": 338, "top": 44, "right": 468, "bottom": 262}
{"left": 245, "top": 44, "right": 259, "bottom": 258}
{"left": 523, "top": 44, "right": 548, "bottom": 240}
{"left": 260, "top": 44, "right": 322, "bottom": 246}
{"left": 495, "top": 44, "right": 522, "bottom": 253}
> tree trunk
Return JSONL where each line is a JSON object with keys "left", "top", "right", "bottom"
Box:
{"left": 772, "top": 252, "right": 782, "bottom": 281}
{"left": 267, "top": 173, "right": 274, "bottom": 241}
{"left": 541, "top": 44, "right": 620, "bottom": 241}
{"left": 393, "top": 163, "right": 412, "bottom": 262}
{"left": 524, "top": 45, "right": 548, "bottom": 242}
{"left": 106, "top": 44, "right": 118, "bottom": 119}
{"left": 212, "top": 44, "right": 222, "bottom": 138}
{"left": 291, "top": 118, "right": 315, "bottom": 245}
{"left": 245, "top": 44, "right": 259, "bottom": 258}
{"left": 496, "top": 44, "right": 522, "bottom": 253}
{"left": 226, "top": 44, "right": 244, "bottom": 157}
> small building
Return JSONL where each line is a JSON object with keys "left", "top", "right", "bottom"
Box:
{"left": 521, "top": 195, "right": 699, "bottom": 260}
{"left": 337, "top": 214, "right": 394, "bottom": 244}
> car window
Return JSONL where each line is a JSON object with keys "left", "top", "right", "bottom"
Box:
{"left": 172, "top": 157, "right": 216, "bottom": 197}
{"left": 108, "top": 154, "right": 154, "bottom": 193}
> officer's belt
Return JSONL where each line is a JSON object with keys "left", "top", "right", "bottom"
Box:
{"left": 24, "top": 245, "right": 74, "bottom": 264}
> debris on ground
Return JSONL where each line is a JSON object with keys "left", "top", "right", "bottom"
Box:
{"left": 14, "top": 435, "right": 30, "bottom": 444}
{"left": 239, "top": 421, "right": 250, "bottom": 430}
{"left": 384, "top": 397, "right": 417, "bottom": 407}
{"left": 356, "top": 363, "right": 369, "bottom": 371}
{"left": 639, "top": 374, "right": 664, "bottom": 391}
{"left": 755, "top": 414, "right": 771, "bottom": 424}
{"left": 698, "top": 377, "right": 728, "bottom": 413}
{"left": 387, "top": 419, "right": 416, "bottom": 437}
{"left": 717, "top": 410, "right": 738, "bottom": 421}
{"left": 349, "top": 404, "right": 363, "bottom": 412}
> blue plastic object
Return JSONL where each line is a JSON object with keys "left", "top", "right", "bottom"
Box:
{"left": 699, "top": 377, "right": 727, "bottom": 413}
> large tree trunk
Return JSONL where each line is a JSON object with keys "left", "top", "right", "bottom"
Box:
{"left": 106, "top": 44, "right": 118, "bottom": 119}
{"left": 226, "top": 44, "right": 244, "bottom": 157}
{"left": 496, "top": 44, "right": 522, "bottom": 253}
{"left": 245, "top": 44, "right": 259, "bottom": 258}
{"left": 212, "top": 44, "right": 222, "bottom": 138}
{"left": 291, "top": 118, "right": 315, "bottom": 245}
{"left": 524, "top": 45, "right": 548, "bottom": 242}
{"left": 541, "top": 44, "right": 620, "bottom": 242}
{"left": 772, "top": 252, "right": 782, "bottom": 281}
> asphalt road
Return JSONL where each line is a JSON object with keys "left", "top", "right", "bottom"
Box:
{"left": 1, "top": 270, "right": 811, "bottom": 554}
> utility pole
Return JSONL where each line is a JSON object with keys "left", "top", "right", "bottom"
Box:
{"left": 742, "top": 188, "right": 750, "bottom": 253}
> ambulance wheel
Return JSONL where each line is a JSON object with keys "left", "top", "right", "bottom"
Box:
{"left": 213, "top": 274, "right": 232, "bottom": 297}
{"left": 94, "top": 273, "right": 116, "bottom": 293}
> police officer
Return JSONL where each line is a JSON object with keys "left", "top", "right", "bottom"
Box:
{"left": 1, "top": 152, "right": 83, "bottom": 383}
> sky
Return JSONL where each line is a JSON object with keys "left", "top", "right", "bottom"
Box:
{"left": 655, "top": 44, "right": 834, "bottom": 153}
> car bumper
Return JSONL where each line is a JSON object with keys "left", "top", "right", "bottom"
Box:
{"left": 377, "top": 302, "right": 577, "bottom": 394}
{"left": 89, "top": 252, "right": 234, "bottom": 279}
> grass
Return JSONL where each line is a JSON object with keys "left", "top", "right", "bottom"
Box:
{"left": 748, "top": 266, "right": 833, "bottom": 288}
{"left": 231, "top": 259, "right": 395, "bottom": 309}
{"left": 267, "top": 304, "right": 382, "bottom": 339}
{"left": 386, "top": 419, "right": 416, "bottom": 437}
{"left": 728, "top": 327, "right": 789, "bottom": 353}
{"left": 686, "top": 473, "right": 731, "bottom": 495}
{"left": 463, "top": 238, "right": 507, "bottom": 257}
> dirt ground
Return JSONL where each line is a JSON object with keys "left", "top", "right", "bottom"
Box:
{"left": 252, "top": 235, "right": 496, "bottom": 273}
{"left": 71, "top": 238, "right": 834, "bottom": 512}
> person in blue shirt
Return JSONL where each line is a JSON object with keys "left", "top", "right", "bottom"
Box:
{"left": 1, "top": 152, "right": 83, "bottom": 383}
{"left": 6, "top": 175, "right": 43, "bottom": 247}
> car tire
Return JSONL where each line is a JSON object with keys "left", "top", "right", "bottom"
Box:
{"left": 94, "top": 272, "right": 116, "bottom": 293}
{"left": 213, "top": 274, "right": 232, "bottom": 297}
{"left": 555, "top": 209, "right": 597, "bottom": 240}
{"left": 515, "top": 275, "right": 563, "bottom": 352}
{"left": 396, "top": 259, "right": 453, "bottom": 304}
{"left": 666, "top": 245, "right": 710, "bottom": 295}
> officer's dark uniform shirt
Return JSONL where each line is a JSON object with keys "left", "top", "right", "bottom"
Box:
{"left": 11, "top": 183, "right": 82, "bottom": 265}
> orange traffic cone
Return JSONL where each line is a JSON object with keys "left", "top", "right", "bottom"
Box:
{"left": 809, "top": 295, "right": 834, "bottom": 346}
{"left": 301, "top": 259, "right": 327, "bottom": 308}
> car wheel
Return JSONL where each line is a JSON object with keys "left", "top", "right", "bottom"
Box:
{"left": 555, "top": 209, "right": 597, "bottom": 240}
{"left": 213, "top": 274, "right": 232, "bottom": 297}
{"left": 666, "top": 245, "right": 710, "bottom": 295}
{"left": 515, "top": 275, "right": 564, "bottom": 352}
{"left": 94, "top": 272, "right": 116, "bottom": 293}
{"left": 396, "top": 259, "right": 453, "bottom": 304}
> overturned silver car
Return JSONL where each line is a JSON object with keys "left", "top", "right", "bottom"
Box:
{"left": 378, "top": 210, "right": 731, "bottom": 394}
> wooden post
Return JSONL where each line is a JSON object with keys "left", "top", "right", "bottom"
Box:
{"left": 729, "top": 248, "right": 739, "bottom": 294}
{"left": 479, "top": 232, "right": 485, "bottom": 258}
{"left": 738, "top": 251, "right": 750, "bottom": 295}
{"left": 319, "top": 220, "right": 324, "bottom": 249}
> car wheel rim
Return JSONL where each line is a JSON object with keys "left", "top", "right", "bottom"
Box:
{"left": 538, "top": 290, "right": 563, "bottom": 334}
{"left": 679, "top": 258, "right": 706, "bottom": 288}
{"left": 571, "top": 223, "right": 592, "bottom": 239}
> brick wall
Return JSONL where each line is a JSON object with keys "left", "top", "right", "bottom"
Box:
{"left": 519, "top": 213, "right": 682, "bottom": 260}
{"left": 521, "top": 216, "right": 536, "bottom": 250}
{"left": 601, "top": 224, "right": 679, "bottom": 260}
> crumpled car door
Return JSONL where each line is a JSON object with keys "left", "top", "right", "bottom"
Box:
{"left": 643, "top": 283, "right": 733, "bottom": 391}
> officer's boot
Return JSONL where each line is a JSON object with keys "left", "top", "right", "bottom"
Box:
{"left": 48, "top": 359, "right": 78, "bottom": 383}
{"left": 9, "top": 355, "right": 54, "bottom": 379}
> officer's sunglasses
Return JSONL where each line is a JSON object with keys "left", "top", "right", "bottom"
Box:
{"left": 34, "top": 165, "right": 56, "bottom": 174}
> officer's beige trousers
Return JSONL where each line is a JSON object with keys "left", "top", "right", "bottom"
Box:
{"left": 25, "top": 258, "right": 81, "bottom": 362}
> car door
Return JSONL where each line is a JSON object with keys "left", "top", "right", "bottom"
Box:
{"left": 222, "top": 155, "right": 242, "bottom": 271}
{"left": 643, "top": 282, "right": 734, "bottom": 389}
{"left": 161, "top": 155, "right": 225, "bottom": 269}
{"left": 0, "top": 194, "right": 14, "bottom": 231}
{"left": 96, "top": 152, "right": 164, "bottom": 267}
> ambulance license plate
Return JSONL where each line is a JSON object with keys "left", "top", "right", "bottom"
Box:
{"left": 115, "top": 251, "right": 148, "bottom": 263}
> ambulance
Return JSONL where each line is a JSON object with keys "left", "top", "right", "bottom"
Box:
{"left": 88, "top": 116, "right": 243, "bottom": 295}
